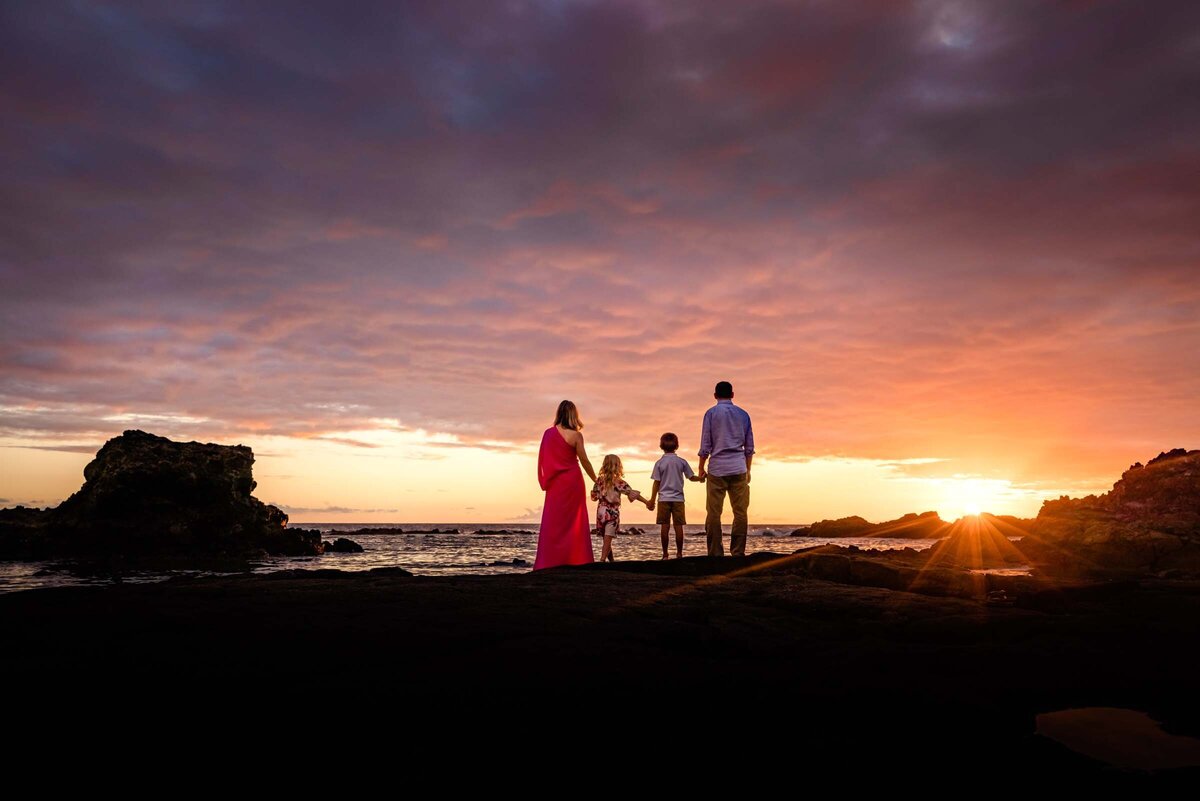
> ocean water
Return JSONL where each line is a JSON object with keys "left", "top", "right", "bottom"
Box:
{"left": 0, "top": 523, "right": 938, "bottom": 594}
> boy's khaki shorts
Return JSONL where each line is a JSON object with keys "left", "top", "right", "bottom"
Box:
{"left": 656, "top": 501, "right": 686, "bottom": 526}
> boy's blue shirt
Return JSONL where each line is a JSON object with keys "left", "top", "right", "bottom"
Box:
{"left": 651, "top": 453, "right": 695, "bottom": 502}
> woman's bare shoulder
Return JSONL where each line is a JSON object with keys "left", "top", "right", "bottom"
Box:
{"left": 556, "top": 425, "right": 582, "bottom": 444}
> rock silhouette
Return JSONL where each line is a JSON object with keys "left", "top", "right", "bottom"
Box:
{"left": 0, "top": 430, "right": 320, "bottom": 559}
{"left": 322, "top": 537, "right": 364, "bottom": 553}
{"left": 791, "top": 510, "right": 952, "bottom": 539}
{"left": 1021, "top": 448, "right": 1200, "bottom": 574}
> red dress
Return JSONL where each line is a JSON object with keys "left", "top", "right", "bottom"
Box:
{"left": 534, "top": 427, "right": 594, "bottom": 570}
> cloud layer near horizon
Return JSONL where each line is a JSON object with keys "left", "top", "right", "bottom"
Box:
{"left": 3, "top": 0, "right": 1199, "bottom": 503}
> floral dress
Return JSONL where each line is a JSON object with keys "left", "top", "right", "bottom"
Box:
{"left": 590, "top": 479, "right": 644, "bottom": 537}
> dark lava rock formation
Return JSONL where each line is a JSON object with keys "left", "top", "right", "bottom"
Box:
{"left": 0, "top": 430, "right": 321, "bottom": 559}
{"left": 1020, "top": 448, "right": 1200, "bottom": 574}
{"left": 322, "top": 537, "right": 365, "bottom": 553}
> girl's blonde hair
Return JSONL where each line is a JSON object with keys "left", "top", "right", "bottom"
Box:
{"left": 597, "top": 454, "right": 623, "bottom": 492}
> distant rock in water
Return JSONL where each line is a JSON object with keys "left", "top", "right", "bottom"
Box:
{"left": 336, "top": 527, "right": 407, "bottom": 536}
{"left": 791, "top": 511, "right": 951, "bottom": 539}
{"left": 322, "top": 537, "right": 364, "bottom": 553}
{"left": 0, "top": 430, "right": 321, "bottom": 560}
{"left": 791, "top": 516, "right": 873, "bottom": 537}
{"left": 869, "top": 511, "right": 952, "bottom": 539}
{"left": 1021, "top": 448, "right": 1200, "bottom": 575}
{"left": 473, "top": 529, "right": 536, "bottom": 536}
{"left": 341, "top": 527, "right": 536, "bottom": 536}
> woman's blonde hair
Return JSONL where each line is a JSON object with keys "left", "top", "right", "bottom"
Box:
{"left": 554, "top": 399, "right": 582, "bottom": 431}
{"left": 597, "top": 454, "right": 623, "bottom": 492}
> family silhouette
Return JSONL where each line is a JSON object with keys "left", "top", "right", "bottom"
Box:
{"left": 533, "top": 381, "right": 755, "bottom": 569}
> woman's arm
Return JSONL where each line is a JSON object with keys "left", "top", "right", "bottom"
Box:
{"left": 575, "top": 434, "right": 598, "bottom": 482}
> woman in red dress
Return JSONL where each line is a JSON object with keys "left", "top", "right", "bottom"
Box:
{"left": 534, "top": 400, "right": 598, "bottom": 570}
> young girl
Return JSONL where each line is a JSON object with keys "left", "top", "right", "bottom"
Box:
{"left": 590, "top": 454, "right": 652, "bottom": 562}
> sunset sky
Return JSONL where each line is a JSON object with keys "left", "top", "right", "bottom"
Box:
{"left": 2, "top": 1, "right": 1198, "bottom": 525}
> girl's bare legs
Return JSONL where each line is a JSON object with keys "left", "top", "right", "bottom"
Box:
{"left": 601, "top": 523, "right": 616, "bottom": 562}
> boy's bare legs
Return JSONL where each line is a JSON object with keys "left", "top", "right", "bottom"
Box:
{"left": 674, "top": 522, "right": 685, "bottom": 558}
{"left": 659, "top": 524, "right": 670, "bottom": 558}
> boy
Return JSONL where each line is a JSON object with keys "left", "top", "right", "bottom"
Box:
{"left": 647, "top": 432, "right": 704, "bottom": 559}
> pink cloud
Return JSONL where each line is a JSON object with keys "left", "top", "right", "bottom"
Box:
{"left": 1, "top": 0, "right": 1198, "bottom": 498}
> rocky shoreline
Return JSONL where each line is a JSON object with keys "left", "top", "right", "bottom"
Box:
{"left": 1, "top": 556, "right": 1197, "bottom": 779}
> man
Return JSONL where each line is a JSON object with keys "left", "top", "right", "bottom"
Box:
{"left": 697, "top": 381, "right": 755, "bottom": 557}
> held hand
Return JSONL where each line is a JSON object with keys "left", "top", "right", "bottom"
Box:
{"left": 746, "top": 470, "right": 751, "bottom": 485}
{"left": 697, "top": 469, "right": 707, "bottom": 481}
{"left": 646, "top": 500, "right": 655, "bottom": 511}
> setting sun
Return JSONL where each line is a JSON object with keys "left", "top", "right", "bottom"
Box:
{"left": 933, "top": 477, "right": 1005, "bottom": 520}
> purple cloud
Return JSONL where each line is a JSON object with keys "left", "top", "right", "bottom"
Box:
{"left": 1, "top": 1, "right": 1198, "bottom": 494}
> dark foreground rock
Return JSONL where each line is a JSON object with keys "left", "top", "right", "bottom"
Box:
{"left": 619, "top": 545, "right": 1128, "bottom": 609}
{"left": 0, "top": 430, "right": 320, "bottom": 559}
{"left": 1, "top": 558, "right": 1197, "bottom": 782}
{"left": 0, "top": 506, "right": 49, "bottom": 557}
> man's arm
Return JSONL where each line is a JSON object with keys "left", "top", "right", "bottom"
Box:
{"left": 698, "top": 410, "right": 712, "bottom": 478}
{"left": 744, "top": 412, "right": 755, "bottom": 481}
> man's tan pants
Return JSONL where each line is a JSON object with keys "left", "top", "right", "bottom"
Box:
{"left": 705, "top": 472, "right": 749, "bottom": 557}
